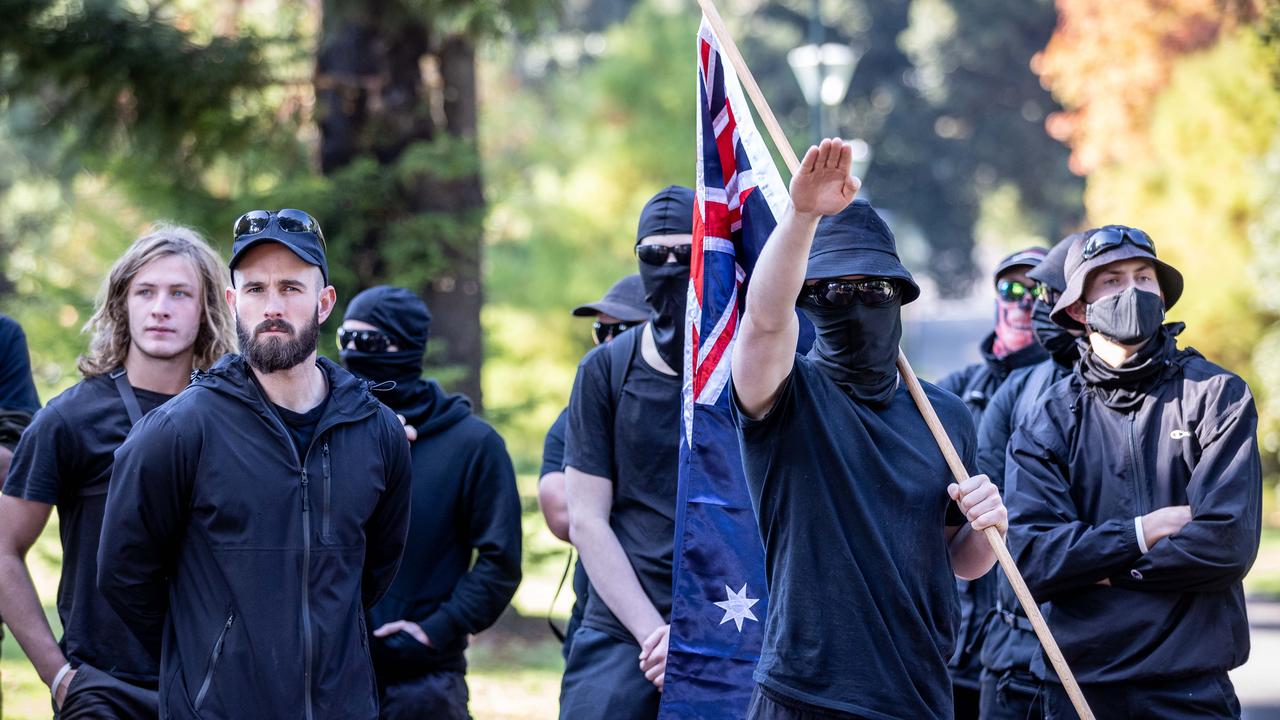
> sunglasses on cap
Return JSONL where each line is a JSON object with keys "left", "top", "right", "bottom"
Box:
{"left": 234, "top": 209, "right": 327, "bottom": 247}
{"left": 337, "top": 327, "right": 392, "bottom": 353}
{"left": 592, "top": 320, "right": 640, "bottom": 344}
{"left": 636, "top": 244, "right": 693, "bottom": 266}
{"left": 799, "top": 278, "right": 900, "bottom": 308}
{"left": 996, "top": 279, "right": 1049, "bottom": 305}
{"left": 1081, "top": 227, "right": 1154, "bottom": 261}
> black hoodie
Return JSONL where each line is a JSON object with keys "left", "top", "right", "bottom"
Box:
{"left": 1006, "top": 335, "right": 1261, "bottom": 684}
{"left": 365, "top": 378, "right": 522, "bottom": 678}
{"left": 98, "top": 354, "right": 412, "bottom": 720}
{"left": 935, "top": 331, "right": 1046, "bottom": 688}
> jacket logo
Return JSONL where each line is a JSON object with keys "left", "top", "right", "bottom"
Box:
{"left": 1170, "top": 429, "right": 1192, "bottom": 440}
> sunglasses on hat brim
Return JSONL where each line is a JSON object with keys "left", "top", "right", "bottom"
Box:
{"left": 1081, "top": 227, "right": 1154, "bottom": 261}
{"left": 234, "top": 209, "right": 327, "bottom": 247}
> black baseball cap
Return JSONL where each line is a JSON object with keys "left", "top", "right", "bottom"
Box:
{"left": 229, "top": 209, "right": 330, "bottom": 285}
{"left": 572, "top": 274, "right": 650, "bottom": 322}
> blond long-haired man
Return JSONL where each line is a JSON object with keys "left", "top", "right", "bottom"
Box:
{"left": 0, "top": 223, "right": 235, "bottom": 719}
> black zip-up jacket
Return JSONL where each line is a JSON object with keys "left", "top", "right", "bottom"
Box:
{"left": 98, "top": 354, "right": 412, "bottom": 720}
{"left": 1006, "top": 343, "right": 1261, "bottom": 684}
{"left": 935, "top": 332, "right": 1046, "bottom": 687}
{"left": 975, "top": 356, "right": 1072, "bottom": 675}
{"left": 367, "top": 379, "right": 522, "bottom": 679}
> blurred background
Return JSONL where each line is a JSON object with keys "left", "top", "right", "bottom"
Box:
{"left": 1, "top": 0, "right": 1279, "bottom": 717}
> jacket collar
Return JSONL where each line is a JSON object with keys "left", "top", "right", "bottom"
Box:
{"left": 194, "top": 353, "right": 382, "bottom": 427}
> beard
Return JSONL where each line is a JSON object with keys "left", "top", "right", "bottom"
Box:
{"left": 237, "top": 309, "right": 320, "bottom": 373}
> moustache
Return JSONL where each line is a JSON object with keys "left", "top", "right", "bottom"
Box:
{"left": 255, "top": 319, "right": 295, "bottom": 336}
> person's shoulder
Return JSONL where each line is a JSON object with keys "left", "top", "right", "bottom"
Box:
{"left": 918, "top": 377, "right": 970, "bottom": 420}
{"left": 937, "top": 362, "right": 982, "bottom": 392}
{"left": 0, "top": 314, "right": 23, "bottom": 340}
{"left": 41, "top": 374, "right": 114, "bottom": 420}
{"left": 1175, "top": 348, "right": 1254, "bottom": 412}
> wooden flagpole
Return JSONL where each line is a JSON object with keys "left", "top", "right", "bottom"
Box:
{"left": 691, "top": 1, "right": 1096, "bottom": 717}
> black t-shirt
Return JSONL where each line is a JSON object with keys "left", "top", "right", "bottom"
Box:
{"left": 274, "top": 398, "right": 328, "bottom": 459}
{"left": 540, "top": 407, "right": 568, "bottom": 477}
{"left": 564, "top": 340, "right": 681, "bottom": 642}
{"left": 731, "top": 355, "right": 973, "bottom": 719}
{"left": 2, "top": 374, "right": 171, "bottom": 686}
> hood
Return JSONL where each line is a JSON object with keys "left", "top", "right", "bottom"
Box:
{"left": 374, "top": 378, "right": 472, "bottom": 436}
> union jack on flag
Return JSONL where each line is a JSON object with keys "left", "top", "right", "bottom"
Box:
{"left": 659, "top": 16, "right": 793, "bottom": 719}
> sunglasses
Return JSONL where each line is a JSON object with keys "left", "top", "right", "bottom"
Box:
{"left": 592, "top": 320, "right": 640, "bottom": 344}
{"left": 337, "top": 327, "right": 392, "bottom": 353}
{"left": 636, "top": 244, "right": 694, "bottom": 266}
{"left": 799, "top": 278, "right": 900, "bottom": 308}
{"left": 1081, "top": 227, "right": 1154, "bottom": 261}
{"left": 996, "top": 279, "right": 1048, "bottom": 305}
{"left": 234, "top": 209, "right": 327, "bottom": 247}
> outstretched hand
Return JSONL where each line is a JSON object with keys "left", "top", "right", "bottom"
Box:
{"left": 789, "top": 138, "right": 861, "bottom": 218}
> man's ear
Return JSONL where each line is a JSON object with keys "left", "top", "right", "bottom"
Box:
{"left": 317, "top": 285, "right": 337, "bottom": 324}
{"left": 1066, "top": 300, "right": 1087, "bottom": 327}
{"left": 225, "top": 286, "right": 237, "bottom": 312}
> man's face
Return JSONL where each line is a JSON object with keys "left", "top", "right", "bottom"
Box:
{"left": 226, "top": 243, "right": 335, "bottom": 373}
{"left": 1066, "top": 258, "right": 1162, "bottom": 325}
{"left": 127, "top": 253, "right": 203, "bottom": 362}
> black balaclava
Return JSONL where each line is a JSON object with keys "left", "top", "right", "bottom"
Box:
{"left": 1032, "top": 300, "right": 1078, "bottom": 362}
{"left": 1085, "top": 287, "right": 1166, "bottom": 346}
{"left": 339, "top": 286, "right": 433, "bottom": 420}
{"left": 636, "top": 185, "right": 695, "bottom": 370}
{"left": 801, "top": 299, "right": 902, "bottom": 405}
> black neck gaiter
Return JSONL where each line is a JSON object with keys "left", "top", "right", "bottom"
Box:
{"left": 339, "top": 348, "right": 435, "bottom": 425}
{"left": 1078, "top": 322, "right": 1183, "bottom": 412}
{"left": 801, "top": 300, "right": 902, "bottom": 405}
{"left": 639, "top": 261, "right": 689, "bottom": 371}
{"left": 1031, "top": 300, "right": 1080, "bottom": 367}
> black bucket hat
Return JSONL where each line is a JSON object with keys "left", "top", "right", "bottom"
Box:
{"left": 572, "top": 274, "right": 651, "bottom": 322}
{"left": 1050, "top": 225, "right": 1184, "bottom": 329}
{"left": 804, "top": 199, "right": 921, "bottom": 305}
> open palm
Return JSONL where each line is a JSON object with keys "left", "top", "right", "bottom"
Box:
{"left": 790, "top": 138, "right": 861, "bottom": 216}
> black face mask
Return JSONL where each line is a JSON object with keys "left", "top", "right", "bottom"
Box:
{"left": 1031, "top": 300, "right": 1077, "bottom": 361}
{"left": 639, "top": 260, "right": 689, "bottom": 370}
{"left": 1085, "top": 288, "right": 1165, "bottom": 346}
{"left": 340, "top": 348, "right": 423, "bottom": 386}
{"left": 800, "top": 299, "right": 901, "bottom": 404}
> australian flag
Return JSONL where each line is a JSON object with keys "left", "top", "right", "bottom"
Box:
{"left": 658, "top": 16, "right": 792, "bottom": 719}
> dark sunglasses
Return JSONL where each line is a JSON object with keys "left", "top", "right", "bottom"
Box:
{"left": 234, "top": 209, "right": 327, "bottom": 246}
{"left": 592, "top": 320, "right": 640, "bottom": 344}
{"left": 996, "top": 279, "right": 1048, "bottom": 304}
{"left": 799, "top": 278, "right": 900, "bottom": 308}
{"left": 636, "top": 243, "right": 694, "bottom": 266}
{"left": 337, "top": 327, "right": 392, "bottom": 353}
{"left": 1081, "top": 227, "right": 1154, "bottom": 261}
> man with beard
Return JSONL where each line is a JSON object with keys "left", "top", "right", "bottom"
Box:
{"left": 538, "top": 274, "right": 651, "bottom": 659}
{"left": 973, "top": 232, "right": 1086, "bottom": 719}
{"left": 730, "top": 139, "right": 1006, "bottom": 720}
{"left": 1007, "top": 225, "right": 1261, "bottom": 718}
{"left": 1, "top": 225, "right": 236, "bottom": 720}
{"left": 936, "top": 246, "right": 1047, "bottom": 718}
{"left": 98, "top": 209, "right": 412, "bottom": 720}
{"left": 338, "top": 285, "right": 522, "bottom": 720}
{"left": 558, "top": 186, "right": 694, "bottom": 720}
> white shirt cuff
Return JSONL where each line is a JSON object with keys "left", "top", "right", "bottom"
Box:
{"left": 1135, "top": 516, "right": 1150, "bottom": 554}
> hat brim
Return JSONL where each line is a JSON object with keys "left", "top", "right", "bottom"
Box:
{"left": 804, "top": 248, "right": 921, "bottom": 305}
{"left": 571, "top": 301, "right": 651, "bottom": 322}
{"left": 1050, "top": 245, "right": 1183, "bottom": 329}
{"left": 229, "top": 234, "right": 329, "bottom": 284}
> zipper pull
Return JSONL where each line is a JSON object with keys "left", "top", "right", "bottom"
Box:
{"left": 301, "top": 471, "right": 311, "bottom": 512}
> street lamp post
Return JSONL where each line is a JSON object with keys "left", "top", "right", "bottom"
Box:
{"left": 786, "top": 40, "right": 862, "bottom": 146}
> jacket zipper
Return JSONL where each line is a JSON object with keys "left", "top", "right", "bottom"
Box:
{"left": 193, "top": 611, "right": 235, "bottom": 710}
{"left": 322, "top": 443, "right": 332, "bottom": 542}
{"left": 1127, "top": 413, "right": 1149, "bottom": 514}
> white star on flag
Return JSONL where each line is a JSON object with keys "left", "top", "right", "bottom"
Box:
{"left": 714, "top": 584, "right": 759, "bottom": 632}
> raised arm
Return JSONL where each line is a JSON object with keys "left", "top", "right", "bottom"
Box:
{"left": 732, "top": 139, "right": 860, "bottom": 418}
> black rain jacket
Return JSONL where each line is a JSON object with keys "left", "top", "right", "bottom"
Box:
{"left": 1006, "top": 340, "right": 1261, "bottom": 684}
{"left": 98, "top": 354, "right": 412, "bottom": 720}
{"left": 936, "top": 332, "right": 1046, "bottom": 687}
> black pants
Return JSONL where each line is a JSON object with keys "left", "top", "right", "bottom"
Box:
{"left": 953, "top": 682, "right": 981, "bottom": 720}
{"left": 979, "top": 669, "right": 1041, "bottom": 720}
{"left": 378, "top": 671, "right": 471, "bottom": 720}
{"left": 53, "top": 664, "right": 158, "bottom": 720}
{"left": 745, "top": 684, "right": 871, "bottom": 720}
{"left": 1043, "top": 672, "right": 1240, "bottom": 720}
{"left": 559, "top": 626, "right": 659, "bottom": 720}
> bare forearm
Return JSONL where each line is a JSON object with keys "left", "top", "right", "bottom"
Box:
{"left": 948, "top": 525, "right": 998, "bottom": 581}
{"left": 745, "top": 205, "right": 820, "bottom": 332}
{"left": 570, "top": 519, "right": 664, "bottom": 643}
{"left": 0, "top": 553, "right": 66, "bottom": 684}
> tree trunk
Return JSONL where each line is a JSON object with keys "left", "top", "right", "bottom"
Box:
{"left": 315, "top": 1, "right": 486, "bottom": 409}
